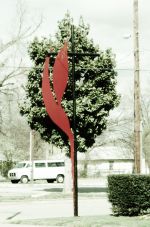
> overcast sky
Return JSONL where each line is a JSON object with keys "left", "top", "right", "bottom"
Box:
{"left": 0, "top": 0, "right": 150, "bottom": 94}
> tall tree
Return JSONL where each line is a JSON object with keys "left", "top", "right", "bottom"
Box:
{"left": 20, "top": 13, "right": 120, "bottom": 155}
{"left": 0, "top": 2, "right": 42, "bottom": 170}
{"left": 0, "top": 1, "right": 42, "bottom": 135}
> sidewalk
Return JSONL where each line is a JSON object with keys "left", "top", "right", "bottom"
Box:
{"left": 0, "top": 197, "right": 111, "bottom": 225}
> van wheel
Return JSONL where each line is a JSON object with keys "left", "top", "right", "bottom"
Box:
{"left": 11, "top": 180, "right": 19, "bottom": 184}
{"left": 20, "top": 176, "right": 29, "bottom": 184}
{"left": 56, "top": 174, "right": 64, "bottom": 183}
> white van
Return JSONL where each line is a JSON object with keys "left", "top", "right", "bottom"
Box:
{"left": 8, "top": 160, "right": 65, "bottom": 184}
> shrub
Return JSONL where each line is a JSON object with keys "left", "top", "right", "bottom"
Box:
{"left": 108, "top": 174, "right": 150, "bottom": 216}
{"left": 0, "top": 161, "right": 14, "bottom": 178}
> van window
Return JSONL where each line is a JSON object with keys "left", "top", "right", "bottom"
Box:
{"left": 35, "top": 163, "right": 46, "bottom": 168}
{"left": 26, "top": 163, "right": 31, "bottom": 168}
{"left": 15, "top": 163, "right": 26, "bottom": 168}
{"left": 56, "top": 162, "right": 64, "bottom": 167}
{"left": 48, "top": 162, "right": 57, "bottom": 167}
{"left": 48, "top": 162, "right": 64, "bottom": 167}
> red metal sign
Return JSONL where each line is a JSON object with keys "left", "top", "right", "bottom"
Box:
{"left": 42, "top": 43, "right": 74, "bottom": 176}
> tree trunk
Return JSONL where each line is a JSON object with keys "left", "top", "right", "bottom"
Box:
{"left": 63, "top": 156, "right": 73, "bottom": 193}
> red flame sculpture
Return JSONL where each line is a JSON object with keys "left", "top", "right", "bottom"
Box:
{"left": 42, "top": 43, "right": 74, "bottom": 177}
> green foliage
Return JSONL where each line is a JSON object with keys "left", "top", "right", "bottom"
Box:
{"left": 108, "top": 174, "right": 150, "bottom": 216}
{"left": 0, "top": 161, "right": 14, "bottom": 178}
{"left": 20, "top": 12, "right": 120, "bottom": 154}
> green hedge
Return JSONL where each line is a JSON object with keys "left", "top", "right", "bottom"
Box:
{"left": 108, "top": 174, "right": 150, "bottom": 216}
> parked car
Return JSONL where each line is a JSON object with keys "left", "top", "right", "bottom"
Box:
{"left": 8, "top": 160, "right": 65, "bottom": 184}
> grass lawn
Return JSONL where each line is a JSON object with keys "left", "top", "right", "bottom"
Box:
{"left": 11, "top": 215, "right": 150, "bottom": 227}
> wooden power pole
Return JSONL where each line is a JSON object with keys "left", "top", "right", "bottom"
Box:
{"left": 133, "top": 0, "right": 141, "bottom": 174}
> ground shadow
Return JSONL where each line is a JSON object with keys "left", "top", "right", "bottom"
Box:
{"left": 43, "top": 187, "right": 107, "bottom": 193}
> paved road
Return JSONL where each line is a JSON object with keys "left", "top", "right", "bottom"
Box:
{"left": 0, "top": 178, "right": 107, "bottom": 197}
{"left": 0, "top": 179, "right": 110, "bottom": 226}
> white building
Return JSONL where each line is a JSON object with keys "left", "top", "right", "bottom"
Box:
{"left": 78, "top": 146, "right": 134, "bottom": 177}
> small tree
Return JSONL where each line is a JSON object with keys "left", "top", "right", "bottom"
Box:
{"left": 20, "top": 13, "right": 120, "bottom": 155}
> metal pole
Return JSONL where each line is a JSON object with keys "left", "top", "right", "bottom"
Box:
{"left": 71, "top": 25, "right": 78, "bottom": 216}
{"left": 133, "top": 0, "right": 141, "bottom": 173}
{"left": 46, "top": 28, "right": 99, "bottom": 216}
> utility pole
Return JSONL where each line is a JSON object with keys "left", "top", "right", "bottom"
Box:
{"left": 133, "top": 0, "right": 141, "bottom": 174}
